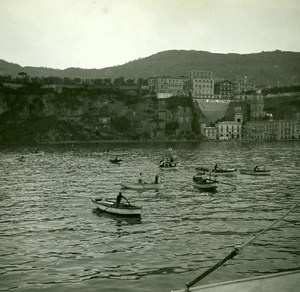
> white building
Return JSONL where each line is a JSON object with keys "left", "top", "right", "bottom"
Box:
{"left": 184, "top": 70, "right": 214, "bottom": 98}
{"left": 148, "top": 77, "right": 184, "bottom": 96}
{"left": 244, "top": 120, "right": 299, "bottom": 140}
{"left": 216, "top": 121, "right": 242, "bottom": 140}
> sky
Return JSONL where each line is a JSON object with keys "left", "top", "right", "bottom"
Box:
{"left": 0, "top": 0, "right": 300, "bottom": 69}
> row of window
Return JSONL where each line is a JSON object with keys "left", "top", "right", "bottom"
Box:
{"left": 194, "top": 84, "right": 213, "bottom": 88}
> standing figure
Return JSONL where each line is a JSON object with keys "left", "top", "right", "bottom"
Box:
{"left": 138, "top": 172, "right": 145, "bottom": 184}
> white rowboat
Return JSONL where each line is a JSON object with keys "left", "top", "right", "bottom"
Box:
{"left": 91, "top": 198, "right": 142, "bottom": 216}
{"left": 120, "top": 183, "right": 163, "bottom": 190}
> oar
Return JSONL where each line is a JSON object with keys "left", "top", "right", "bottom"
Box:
{"left": 216, "top": 180, "right": 237, "bottom": 188}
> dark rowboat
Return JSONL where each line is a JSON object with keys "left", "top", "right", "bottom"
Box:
{"left": 91, "top": 198, "right": 142, "bottom": 217}
{"left": 109, "top": 159, "right": 123, "bottom": 164}
{"left": 240, "top": 169, "right": 271, "bottom": 176}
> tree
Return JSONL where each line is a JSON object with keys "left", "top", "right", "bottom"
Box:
{"left": 104, "top": 78, "right": 112, "bottom": 86}
{"left": 125, "top": 78, "right": 135, "bottom": 85}
{"left": 113, "top": 77, "right": 125, "bottom": 86}
{"left": 94, "top": 78, "right": 104, "bottom": 86}
{"left": 63, "top": 77, "right": 73, "bottom": 85}
{"left": 73, "top": 78, "right": 82, "bottom": 84}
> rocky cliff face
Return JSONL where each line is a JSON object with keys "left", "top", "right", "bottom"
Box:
{"left": 0, "top": 86, "right": 161, "bottom": 143}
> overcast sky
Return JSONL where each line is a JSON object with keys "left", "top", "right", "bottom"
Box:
{"left": 0, "top": 0, "right": 299, "bottom": 69}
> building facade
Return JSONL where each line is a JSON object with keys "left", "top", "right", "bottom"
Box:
{"left": 234, "top": 76, "right": 255, "bottom": 94}
{"left": 216, "top": 121, "right": 242, "bottom": 140}
{"left": 148, "top": 77, "right": 184, "bottom": 96}
{"left": 184, "top": 70, "right": 214, "bottom": 98}
{"left": 243, "top": 120, "right": 299, "bottom": 140}
{"left": 214, "top": 80, "right": 235, "bottom": 98}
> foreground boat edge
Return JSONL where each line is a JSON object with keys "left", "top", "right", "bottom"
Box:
{"left": 172, "top": 270, "right": 300, "bottom": 292}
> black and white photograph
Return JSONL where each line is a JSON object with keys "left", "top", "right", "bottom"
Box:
{"left": 0, "top": 0, "right": 299, "bottom": 291}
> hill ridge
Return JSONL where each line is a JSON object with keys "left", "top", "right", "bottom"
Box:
{"left": 1, "top": 49, "right": 300, "bottom": 86}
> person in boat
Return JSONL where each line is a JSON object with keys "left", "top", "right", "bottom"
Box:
{"left": 254, "top": 165, "right": 260, "bottom": 172}
{"left": 170, "top": 156, "right": 174, "bottom": 163}
{"left": 114, "top": 156, "right": 119, "bottom": 161}
{"left": 115, "top": 192, "right": 130, "bottom": 208}
{"left": 154, "top": 174, "right": 159, "bottom": 184}
{"left": 166, "top": 158, "right": 170, "bottom": 167}
{"left": 213, "top": 164, "right": 219, "bottom": 172}
{"left": 138, "top": 172, "right": 146, "bottom": 184}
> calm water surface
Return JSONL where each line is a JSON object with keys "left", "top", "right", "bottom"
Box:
{"left": 0, "top": 141, "right": 299, "bottom": 292}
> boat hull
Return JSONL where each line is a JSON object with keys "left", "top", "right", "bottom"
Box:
{"left": 195, "top": 167, "right": 237, "bottom": 176}
{"left": 173, "top": 270, "right": 300, "bottom": 292}
{"left": 109, "top": 159, "right": 122, "bottom": 164}
{"left": 193, "top": 175, "right": 218, "bottom": 190}
{"left": 159, "top": 166, "right": 179, "bottom": 170}
{"left": 193, "top": 182, "right": 218, "bottom": 190}
{"left": 120, "top": 183, "right": 163, "bottom": 190}
{"left": 91, "top": 198, "right": 142, "bottom": 216}
{"left": 240, "top": 170, "right": 271, "bottom": 176}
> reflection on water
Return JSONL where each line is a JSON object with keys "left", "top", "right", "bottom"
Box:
{"left": 0, "top": 141, "right": 299, "bottom": 292}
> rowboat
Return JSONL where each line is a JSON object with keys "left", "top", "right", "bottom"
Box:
{"left": 120, "top": 182, "right": 163, "bottom": 190}
{"left": 193, "top": 175, "right": 218, "bottom": 190}
{"left": 29, "top": 151, "right": 44, "bottom": 156}
{"left": 240, "top": 169, "right": 271, "bottom": 176}
{"left": 91, "top": 198, "right": 142, "bottom": 217}
{"left": 173, "top": 270, "right": 300, "bottom": 292}
{"left": 195, "top": 167, "right": 237, "bottom": 176}
{"left": 109, "top": 158, "right": 122, "bottom": 164}
{"left": 159, "top": 163, "right": 179, "bottom": 170}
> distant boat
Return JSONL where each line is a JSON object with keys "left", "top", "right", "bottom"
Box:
{"left": 195, "top": 166, "right": 237, "bottom": 176}
{"left": 16, "top": 155, "right": 26, "bottom": 161}
{"left": 159, "top": 162, "right": 179, "bottom": 170}
{"left": 29, "top": 151, "right": 44, "bottom": 156}
{"left": 240, "top": 169, "right": 271, "bottom": 176}
{"left": 193, "top": 175, "right": 218, "bottom": 191}
{"left": 120, "top": 182, "right": 163, "bottom": 191}
{"left": 91, "top": 198, "right": 142, "bottom": 217}
{"left": 109, "top": 158, "right": 122, "bottom": 164}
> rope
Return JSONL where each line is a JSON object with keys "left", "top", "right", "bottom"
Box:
{"left": 185, "top": 200, "right": 300, "bottom": 291}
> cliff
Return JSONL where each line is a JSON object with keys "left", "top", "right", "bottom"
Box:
{"left": 0, "top": 86, "right": 162, "bottom": 143}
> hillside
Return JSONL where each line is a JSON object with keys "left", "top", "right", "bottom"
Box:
{"left": 1, "top": 50, "right": 300, "bottom": 86}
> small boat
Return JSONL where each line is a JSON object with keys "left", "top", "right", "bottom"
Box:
{"left": 120, "top": 182, "right": 163, "bottom": 190}
{"left": 109, "top": 158, "right": 123, "bottom": 164}
{"left": 159, "top": 162, "right": 179, "bottom": 170}
{"left": 29, "top": 151, "right": 44, "bottom": 156}
{"left": 91, "top": 198, "right": 142, "bottom": 217}
{"left": 195, "top": 166, "right": 237, "bottom": 176}
{"left": 193, "top": 175, "right": 218, "bottom": 190}
{"left": 240, "top": 169, "right": 271, "bottom": 176}
{"left": 16, "top": 156, "right": 26, "bottom": 161}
